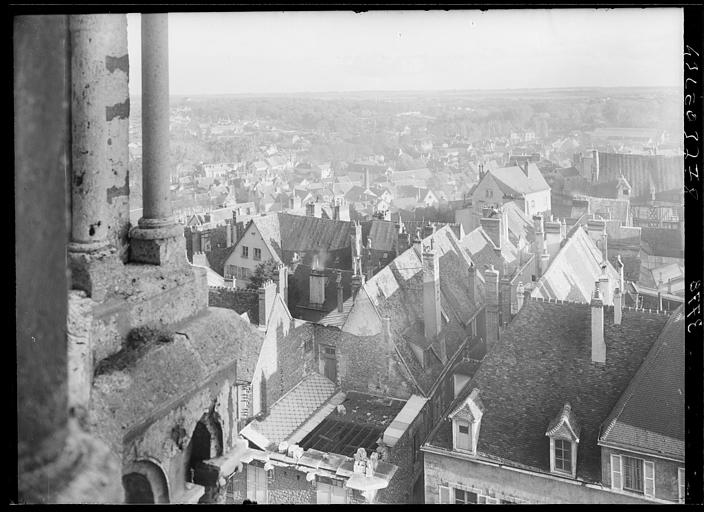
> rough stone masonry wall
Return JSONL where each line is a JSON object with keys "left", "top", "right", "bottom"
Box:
{"left": 208, "top": 287, "right": 259, "bottom": 324}
{"left": 267, "top": 466, "right": 316, "bottom": 504}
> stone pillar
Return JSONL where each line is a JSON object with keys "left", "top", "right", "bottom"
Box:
{"left": 15, "top": 15, "right": 121, "bottom": 503}
{"left": 130, "top": 13, "right": 185, "bottom": 265}
{"left": 68, "top": 14, "right": 129, "bottom": 300}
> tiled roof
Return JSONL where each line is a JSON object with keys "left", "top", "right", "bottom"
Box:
{"left": 532, "top": 227, "right": 621, "bottom": 305}
{"left": 640, "top": 227, "right": 684, "bottom": 259}
{"left": 599, "top": 306, "right": 684, "bottom": 460}
{"left": 241, "top": 373, "right": 338, "bottom": 449}
{"left": 488, "top": 164, "right": 550, "bottom": 195}
{"left": 426, "top": 299, "right": 670, "bottom": 483}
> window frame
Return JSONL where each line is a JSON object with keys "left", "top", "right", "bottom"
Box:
{"left": 553, "top": 439, "right": 572, "bottom": 473}
{"left": 242, "top": 245, "right": 249, "bottom": 258}
{"left": 621, "top": 455, "right": 644, "bottom": 495}
{"left": 253, "top": 247, "right": 262, "bottom": 261}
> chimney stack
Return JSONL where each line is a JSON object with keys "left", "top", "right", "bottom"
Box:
{"left": 533, "top": 214, "right": 545, "bottom": 263}
{"left": 587, "top": 219, "right": 606, "bottom": 255}
{"left": 598, "top": 263, "right": 611, "bottom": 305}
{"left": 468, "top": 264, "right": 476, "bottom": 305}
{"left": 351, "top": 256, "right": 365, "bottom": 301}
{"left": 336, "top": 271, "right": 344, "bottom": 313}
{"left": 480, "top": 210, "right": 502, "bottom": 250}
{"left": 259, "top": 280, "right": 277, "bottom": 329}
{"left": 484, "top": 265, "right": 500, "bottom": 348}
{"left": 423, "top": 239, "right": 442, "bottom": 341}
{"left": 591, "top": 282, "right": 605, "bottom": 364}
{"left": 276, "top": 264, "right": 288, "bottom": 307}
{"left": 616, "top": 254, "right": 625, "bottom": 292}
{"left": 226, "top": 221, "right": 233, "bottom": 247}
{"left": 539, "top": 248, "right": 551, "bottom": 278}
{"left": 309, "top": 257, "right": 326, "bottom": 308}
{"left": 591, "top": 149, "right": 600, "bottom": 183}
{"left": 500, "top": 277, "right": 511, "bottom": 326}
{"left": 332, "top": 202, "right": 340, "bottom": 221}
{"left": 516, "top": 282, "right": 525, "bottom": 312}
{"left": 544, "top": 219, "right": 562, "bottom": 261}
{"left": 614, "top": 287, "right": 622, "bottom": 325}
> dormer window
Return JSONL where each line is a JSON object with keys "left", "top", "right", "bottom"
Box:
{"left": 545, "top": 403, "right": 580, "bottom": 478}
{"left": 448, "top": 388, "right": 484, "bottom": 455}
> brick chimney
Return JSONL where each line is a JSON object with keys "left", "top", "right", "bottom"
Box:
{"left": 332, "top": 202, "right": 340, "bottom": 221}
{"left": 398, "top": 229, "right": 411, "bottom": 253}
{"left": 544, "top": 219, "right": 562, "bottom": 261}
{"left": 591, "top": 282, "right": 605, "bottom": 364}
{"left": 614, "top": 287, "right": 622, "bottom": 325}
{"left": 423, "top": 239, "right": 441, "bottom": 341}
{"left": 259, "top": 279, "right": 277, "bottom": 329}
{"left": 616, "top": 254, "right": 625, "bottom": 292}
{"left": 484, "top": 265, "right": 500, "bottom": 348}
{"left": 309, "top": 256, "right": 326, "bottom": 308}
{"left": 500, "top": 277, "right": 511, "bottom": 326}
{"left": 225, "top": 221, "right": 233, "bottom": 247}
{"left": 336, "top": 270, "right": 344, "bottom": 313}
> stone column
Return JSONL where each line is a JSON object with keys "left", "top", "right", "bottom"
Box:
{"left": 130, "top": 13, "right": 186, "bottom": 265}
{"left": 15, "top": 15, "right": 121, "bottom": 503}
{"left": 68, "top": 14, "right": 129, "bottom": 300}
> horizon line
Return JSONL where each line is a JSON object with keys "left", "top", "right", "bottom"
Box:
{"left": 128, "top": 84, "right": 681, "bottom": 97}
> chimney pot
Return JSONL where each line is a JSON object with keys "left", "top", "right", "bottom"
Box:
{"left": 591, "top": 281, "right": 605, "bottom": 364}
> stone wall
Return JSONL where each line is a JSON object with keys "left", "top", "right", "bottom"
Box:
{"left": 208, "top": 287, "right": 259, "bottom": 324}
{"left": 267, "top": 466, "right": 316, "bottom": 504}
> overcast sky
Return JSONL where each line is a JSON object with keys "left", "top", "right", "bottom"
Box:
{"left": 126, "top": 9, "right": 683, "bottom": 96}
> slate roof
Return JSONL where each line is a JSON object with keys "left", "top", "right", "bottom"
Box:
{"left": 599, "top": 306, "right": 684, "bottom": 460}
{"left": 487, "top": 164, "right": 550, "bottom": 196}
{"left": 640, "top": 227, "right": 684, "bottom": 259}
{"left": 361, "top": 219, "right": 397, "bottom": 252}
{"left": 289, "top": 264, "right": 354, "bottom": 322}
{"left": 246, "top": 213, "right": 353, "bottom": 264}
{"left": 426, "top": 299, "right": 670, "bottom": 483}
{"left": 363, "top": 226, "right": 484, "bottom": 395}
{"left": 532, "top": 227, "right": 621, "bottom": 305}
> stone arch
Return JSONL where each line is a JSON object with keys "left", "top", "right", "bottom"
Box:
{"left": 186, "top": 412, "right": 224, "bottom": 482}
{"left": 122, "top": 459, "right": 170, "bottom": 504}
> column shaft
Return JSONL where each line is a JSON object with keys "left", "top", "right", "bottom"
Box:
{"left": 140, "top": 13, "right": 172, "bottom": 223}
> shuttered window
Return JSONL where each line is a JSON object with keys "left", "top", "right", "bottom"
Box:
{"left": 643, "top": 460, "right": 655, "bottom": 498}
{"left": 438, "top": 485, "right": 450, "bottom": 504}
{"left": 454, "top": 488, "right": 478, "bottom": 504}
{"left": 679, "top": 467, "right": 685, "bottom": 504}
{"left": 610, "top": 454, "right": 623, "bottom": 491}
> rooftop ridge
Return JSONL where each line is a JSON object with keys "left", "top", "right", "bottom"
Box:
{"left": 526, "top": 296, "right": 672, "bottom": 315}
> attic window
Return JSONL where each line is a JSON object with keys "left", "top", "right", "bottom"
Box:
{"left": 545, "top": 403, "right": 580, "bottom": 478}
{"left": 448, "top": 389, "right": 484, "bottom": 455}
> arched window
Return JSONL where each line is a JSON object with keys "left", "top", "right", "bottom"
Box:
{"left": 122, "top": 460, "right": 170, "bottom": 504}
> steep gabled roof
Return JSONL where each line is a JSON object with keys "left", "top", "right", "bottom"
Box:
{"left": 361, "top": 219, "right": 397, "bottom": 253}
{"left": 363, "top": 227, "right": 485, "bottom": 395}
{"left": 599, "top": 306, "right": 684, "bottom": 460}
{"left": 532, "top": 227, "right": 621, "bottom": 305}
